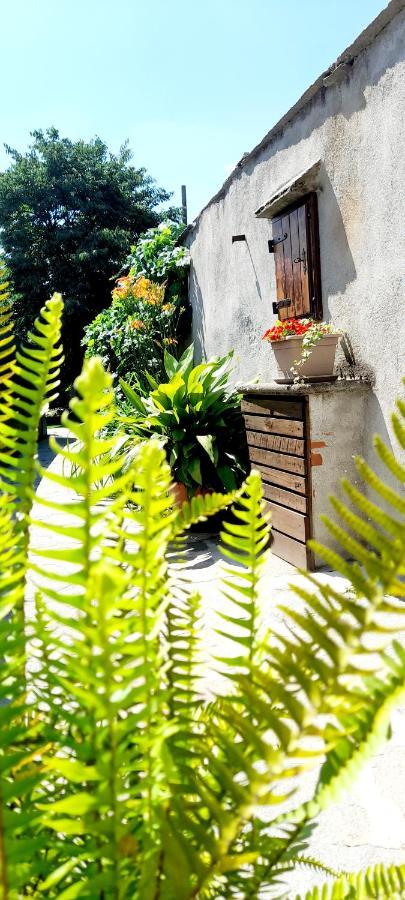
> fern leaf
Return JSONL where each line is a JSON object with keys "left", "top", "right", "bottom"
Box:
{"left": 217, "top": 470, "right": 270, "bottom": 673}
{"left": 293, "top": 862, "right": 405, "bottom": 899}
{"left": 0, "top": 269, "right": 16, "bottom": 415}
{"left": 173, "top": 487, "right": 238, "bottom": 534}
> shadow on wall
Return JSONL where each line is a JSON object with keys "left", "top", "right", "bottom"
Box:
{"left": 318, "top": 166, "right": 357, "bottom": 313}
{"left": 364, "top": 390, "right": 405, "bottom": 502}
{"left": 244, "top": 239, "right": 264, "bottom": 302}
{"left": 190, "top": 261, "right": 206, "bottom": 362}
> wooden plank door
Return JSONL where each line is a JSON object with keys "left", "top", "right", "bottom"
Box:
{"left": 271, "top": 193, "right": 322, "bottom": 320}
{"left": 242, "top": 394, "right": 315, "bottom": 570}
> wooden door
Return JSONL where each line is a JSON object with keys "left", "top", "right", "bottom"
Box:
{"left": 242, "top": 393, "right": 314, "bottom": 570}
{"left": 271, "top": 193, "right": 322, "bottom": 320}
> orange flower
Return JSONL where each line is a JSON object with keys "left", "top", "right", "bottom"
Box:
{"left": 112, "top": 274, "right": 165, "bottom": 306}
{"left": 129, "top": 319, "right": 145, "bottom": 331}
{"left": 130, "top": 277, "right": 165, "bottom": 306}
{"left": 112, "top": 275, "right": 132, "bottom": 299}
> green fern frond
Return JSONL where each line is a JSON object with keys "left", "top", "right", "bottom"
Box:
{"left": 166, "top": 590, "right": 203, "bottom": 725}
{"left": 173, "top": 487, "right": 238, "bottom": 534}
{"left": 0, "top": 269, "right": 16, "bottom": 406}
{"left": 0, "top": 288, "right": 404, "bottom": 900}
{"left": 216, "top": 470, "right": 270, "bottom": 672}
{"left": 0, "top": 293, "right": 63, "bottom": 644}
{"left": 0, "top": 294, "right": 63, "bottom": 513}
{"left": 374, "top": 432, "right": 405, "bottom": 483}
{"left": 0, "top": 501, "right": 48, "bottom": 896}
{"left": 294, "top": 862, "right": 405, "bottom": 899}
{"left": 30, "top": 356, "right": 133, "bottom": 595}
{"left": 354, "top": 456, "right": 405, "bottom": 514}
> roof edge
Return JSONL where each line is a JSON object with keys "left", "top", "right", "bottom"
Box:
{"left": 183, "top": 0, "right": 404, "bottom": 241}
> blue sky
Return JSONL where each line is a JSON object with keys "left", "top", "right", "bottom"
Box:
{"left": 1, "top": 0, "right": 385, "bottom": 221}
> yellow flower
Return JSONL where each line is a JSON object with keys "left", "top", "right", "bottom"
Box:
{"left": 162, "top": 302, "right": 175, "bottom": 313}
{"left": 131, "top": 277, "right": 165, "bottom": 306}
{"left": 163, "top": 336, "right": 178, "bottom": 346}
{"left": 112, "top": 274, "right": 165, "bottom": 307}
{"left": 129, "top": 319, "right": 145, "bottom": 331}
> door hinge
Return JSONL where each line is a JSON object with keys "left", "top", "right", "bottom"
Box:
{"left": 268, "top": 233, "right": 287, "bottom": 253}
{"left": 272, "top": 298, "right": 292, "bottom": 314}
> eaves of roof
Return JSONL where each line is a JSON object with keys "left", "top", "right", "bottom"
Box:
{"left": 179, "top": 0, "right": 404, "bottom": 244}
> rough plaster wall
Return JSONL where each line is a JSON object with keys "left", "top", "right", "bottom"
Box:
{"left": 189, "top": 9, "right": 405, "bottom": 470}
{"left": 309, "top": 388, "right": 370, "bottom": 552}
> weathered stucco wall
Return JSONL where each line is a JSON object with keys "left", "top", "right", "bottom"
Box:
{"left": 187, "top": 3, "right": 405, "bottom": 467}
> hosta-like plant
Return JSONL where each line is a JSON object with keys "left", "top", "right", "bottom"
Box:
{"left": 0, "top": 290, "right": 404, "bottom": 898}
{"left": 119, "top": 344, "right": 249, "bottom": 495}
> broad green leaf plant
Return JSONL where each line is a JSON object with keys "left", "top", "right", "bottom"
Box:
{"left": 0, "top": 286, "right": 405, "bottom": 898}
{"left": 119, "top": 344, "right": 249, "bottom": 495}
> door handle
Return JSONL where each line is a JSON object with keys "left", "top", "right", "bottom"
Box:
{"left": 293, "top": 248, "right": 307, "bottom": 273}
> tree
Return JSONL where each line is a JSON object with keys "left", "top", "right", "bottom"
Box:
{"left": 0, "top": 128, "right": 171, "bottom": 392}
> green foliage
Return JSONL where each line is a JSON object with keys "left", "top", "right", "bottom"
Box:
{"left": 296, "top": 863, "right": 405, "bottom": 899}
{"left": 118, "top": 344, "right": 249, "bottom": 494}
{"left": 0, "top": 296, "right": 405, "bottom": 896}
{"left": 82, "top": 275, "right": 181, "bottom": 389}
{"left": 82, "top": 221, "right": 190, "bottom": 389}
{"left": 127, "top": 220, "right": 189, "bottom": 289}
{"left": 0, "top": 275, "right": 63, "bottom": 632}
{"left": 0, "top": 128, "right": 171, "bottom": 392}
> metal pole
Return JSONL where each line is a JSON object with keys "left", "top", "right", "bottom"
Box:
{"left": 181, "top": 185, "right": 187, "bottom": 225}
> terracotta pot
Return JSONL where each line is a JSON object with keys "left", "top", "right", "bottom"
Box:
{"left": 171, "top": 481, "right": 188, "bottom": 507}
{"left": 271, "top": 333, "right": 340, "bottom": 383}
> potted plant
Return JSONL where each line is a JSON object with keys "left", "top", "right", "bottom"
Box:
{"left": 262, "top": 317, "right": 341, "bottom": 383}
{"left": 118, "top": 344, "right": 249, "bottom": 505}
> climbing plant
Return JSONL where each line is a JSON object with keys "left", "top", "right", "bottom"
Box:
{"left": 0, "top": 288, "right": 405, "bottom": 897}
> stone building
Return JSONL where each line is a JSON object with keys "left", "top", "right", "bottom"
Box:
{"left": 179, "top": 4, "right": 405, "bottom": 882}
{"left": 177, "top": 5, "right": 405, "bottom": 886}
{"left": 183, "top": 0, "right": 405, "bottom": 567}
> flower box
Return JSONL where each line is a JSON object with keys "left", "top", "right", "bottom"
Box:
{"left": 272, "top": 332, "right": 340, "bottom": 383}
{"left": 262, "top": 318, "right": 341, "bottom": 383}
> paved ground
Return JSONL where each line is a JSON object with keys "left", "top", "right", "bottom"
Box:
{"left": 28, "top": 429, "right": 405, "bottom": 896}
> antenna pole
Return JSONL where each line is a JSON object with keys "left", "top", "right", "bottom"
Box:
{"left": 181, "top": 185, "right": 187, "bottom": 224}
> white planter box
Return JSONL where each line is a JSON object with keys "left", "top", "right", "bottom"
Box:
{"left": 271, "top": 333, "right": 340, "bottom": 382}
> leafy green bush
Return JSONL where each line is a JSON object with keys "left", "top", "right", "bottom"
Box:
{"left": 126, "top": 220, "right": 188, "bottom": 286}
{"left": 82, "top": 222, "right": 190, "bottom": 388}
{"left": 82, "top": 274, "right": 181, "bottom": 388}
{"left": 1, "top": 291, "right": 405, "bottom": 897}
{"left": 119, "top": 344, "right": 249, "bottom": 494}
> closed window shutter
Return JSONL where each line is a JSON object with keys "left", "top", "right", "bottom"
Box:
{"left": 271, "top": 193, "right": 322, "bottom": 320}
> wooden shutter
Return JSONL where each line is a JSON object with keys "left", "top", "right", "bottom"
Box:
{"left": 270, "top": 193, "right": 322, "bottom": 320}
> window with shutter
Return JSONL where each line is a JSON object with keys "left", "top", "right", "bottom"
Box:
{"left": 270, "top": 193, "right": 322, "bottom": 321}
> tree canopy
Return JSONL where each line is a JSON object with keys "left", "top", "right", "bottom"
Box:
{"left": 0, "top": 128, "right": 171, "bottom": 391}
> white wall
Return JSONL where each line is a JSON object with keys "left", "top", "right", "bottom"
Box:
{"left": 188, "top": 7, "right": 405, "bottom": 468}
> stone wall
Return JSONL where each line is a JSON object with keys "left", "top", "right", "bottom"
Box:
{"left": 187, "top": 2, "right": 405, "bottom": 475}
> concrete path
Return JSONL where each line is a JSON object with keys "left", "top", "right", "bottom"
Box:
{"left": 27, "top": 429, "right": 405, "bottom": 896}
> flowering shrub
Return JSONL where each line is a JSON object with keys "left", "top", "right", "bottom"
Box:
{"left": 82, "top": 273, "right": 181, "bottom": 388}
{"left": 82, "top": 221, "right": 190, "bottom": 391}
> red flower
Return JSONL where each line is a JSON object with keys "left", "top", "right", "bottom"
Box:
{"left": 262, "top": 317, "right": 313, "bottom": 342}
